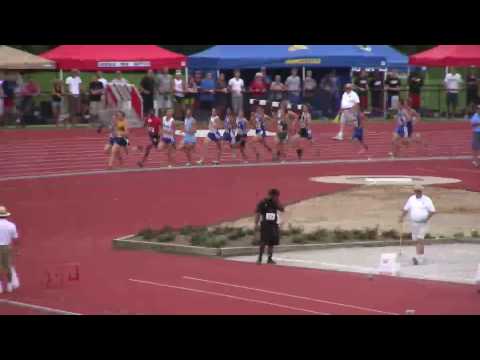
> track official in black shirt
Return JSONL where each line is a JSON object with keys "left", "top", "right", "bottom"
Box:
{"left": 255, "top": 189, "right": 285, "bottom": 265}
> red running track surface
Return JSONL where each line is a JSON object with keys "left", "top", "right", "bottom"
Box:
{"left": 0, "top": 122, "right": 479, "bottom": 315}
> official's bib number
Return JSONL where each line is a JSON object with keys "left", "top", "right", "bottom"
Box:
{"left": 265, "top": 213, "right": 276, "bottom": 221}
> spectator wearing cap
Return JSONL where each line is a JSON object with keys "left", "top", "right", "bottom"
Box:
{"left": 155, "top": 67, "right": 173, "bottom": 117}
{"left": 303, "top": 70, "right": 317, "bottom": 106}
{"left": 285, "top": 68, "right": 302, "bottom": 106}
{"left": 228, "top": 70, "right": 245, "bottom": 115}
{"left": 408, "top": 70, "right": 424, "bottom": 112}
{"left": 471, "top": 104, "right": 480, "bottom": 168}
{"left": 65, "top": 69, "right": 83, "bottom": 128}
{"left": 400, "top": 185, "right": 436, "bottom": 266}
{"left": 250, "top": 72, "right": 268, "bottom": 102}
{"left": 444, "top": 68, "right": 463, "bottom": 119}
{"left": 0, "top": 206, "right": 19, "bottom": 294}
{"left": 270, "top": 75, "right": 286, "bottom": 103}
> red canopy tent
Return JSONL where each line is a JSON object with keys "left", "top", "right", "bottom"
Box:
{"left": 40, "top": 45, "right": 186, "bottom": 71}
{"left": 409, "top": 45, "right": 480, "bottom": 67}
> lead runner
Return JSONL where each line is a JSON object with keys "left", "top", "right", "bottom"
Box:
{"left": 254, "top": 189, "right": 285, "bottom": 265}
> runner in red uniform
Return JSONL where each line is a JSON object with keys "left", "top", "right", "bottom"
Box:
{"left": 138, "top": 110, "right": 162, "bottom": 167}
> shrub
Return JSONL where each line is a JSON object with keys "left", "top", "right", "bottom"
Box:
{"left": 311, "top": 228, "right": 329, "bottom": 241}
{"left": 364, "top": 227, "right": 379, "bottom": 240}
{"left": 251, "top": 239, "right": 261, "bottom": 246}
{"left": 471, "top": 230, "right": 480, "bottom": 238}
{"left": 179, "top": 226, "right": 199, "bottom": 236}
{"left": 453, "top": 232, "right": 465, "bottom": 239}
{"left": 228, "top": 228, "right": 246, "bottom": 241}
{"left": 156, "top": 232, "right": 176, "bottom": 243}
{"left": 352, "top": 229, "right": 368, "bottom": 240}
{"left": 205, "top": 238, "right": 227, "bottom": 248}
{"left": 282, "top": 224, "right": 304, "bottom": 237}
{"left": 401, "top": 233, "right": 411, "bottom": 240}
{"left": 333, "top": 228, "right": 351, "bottom": 242}
{"left": 292, "top": 235, "right": 308, "bottom": 244}
{"left": 138, "top": 228, "right": 156, "bottom": 240}
{"left": 425, "top": 233, "right": 434, "bottom": 240}
{"left": 191, "top": 233, "right": 209, "bottom": 246}
{"left": 158, "top": 226, "right": 174, "bottom": 234}
{"left": 244, "top": 229, "right": 255, "bottom": 236}
{"left": 381, "top": 229, "right": 400, "bottom": 240}
{"left": 210, "top": 226, "right": 236, "bottom": 236}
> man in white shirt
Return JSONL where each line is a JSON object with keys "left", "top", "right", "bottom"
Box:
{"left": 400, "top": 185, "right": 436, "bottom": 265}
{"left": 65, "top": 69, "right": 83, "bottom": 127}
{"left": 285, "top": 68, "right": 302, "bottom": 106}
{"left": 111, "top": 71, "right": 129, "bottom": 86}
{"left": 444, "top": 68, "right": 463, "bottom": 118}
{"left": 96, "top": 71, "right": 109, "bottom": 89}
{"left": 333, "top": 83, "right": 360, "bottom": 141}
{"left": 0, "top": 206, "right": 19, "bottom": 293}
{"left": 228, "top": 70, "right": 245, "bottom": 114}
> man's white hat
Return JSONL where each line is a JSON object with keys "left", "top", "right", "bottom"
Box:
{"left": 255, "top": 72, "right": 264, "bottom": 78}
{"left": 0, "top": 206, "right": 11, "bottom": 218}
{"left": 413, "top": 184, "right": 424, "bottom": 192}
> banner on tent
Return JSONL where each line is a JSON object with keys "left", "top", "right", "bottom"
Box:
{"left": 285, "top": 58, "right": 321, "bottom": 65}
{"left": 98, "top": 61, "right": 151, "bottom": 69}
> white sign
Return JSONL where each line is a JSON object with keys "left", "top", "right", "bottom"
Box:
{"left": 378, "top": 253, "right": 400, "bottom": 276}
{"left": 98, "top": 61, "right": 151, "bottom": 69}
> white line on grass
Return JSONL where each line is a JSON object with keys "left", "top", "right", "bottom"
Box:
{"left": 182, "top": 276, "right": 399, "bottom": 315}
{"left": 0, "top": 155, "right": 471, "bottom": 182}
{"left": 128, "top": 278, "right": 327, "bottom": 315}
{"left": 0, "top": 299, "right": 82, "bottom": 315}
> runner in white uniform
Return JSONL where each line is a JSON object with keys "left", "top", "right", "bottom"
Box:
{"left": 157, "top": 108, "right": 176, "bottom": 167}
{"left": 235, "top": 110, "right": 249, "bottom": 163}
{"left": 249, "top": 106, "right": 273, "bottom": 162}
{"left": 197, "top": 108, "right": 222, "bottom": 165}
{"left": 273, "top": 100, "right": 297, "bottom": 162}
{"left": 291, "top": 104, "right": 314, "bottom": 160}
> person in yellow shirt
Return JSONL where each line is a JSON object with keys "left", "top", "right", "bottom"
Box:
{"left": 105, "top": 111, "right": 129, "bottom": 169}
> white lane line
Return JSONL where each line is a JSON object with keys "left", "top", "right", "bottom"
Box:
{"left": 0, "top": 155, "right": 471, "bottom": 182}
{"left": 128, "top": 279, "right": 327, "bottom": 315}
{"left": 0, "top": 299, "right": 82, "bottom": 315}
{"left": 182, "top": 276, "right": 398, "bottom": 315}
{"left": 272, "top": 257, "right": 376, "bottom": 273}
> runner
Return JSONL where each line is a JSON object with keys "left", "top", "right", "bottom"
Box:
{"left": 222, "top": 108, "right": 238, "bottom": 160}
{"left": 105, "top": 111, "right": 129, "bottom": 170}
{"left": 273, "top": 100, "right": 297, "bottom": 162}
{"left": 291, "top": 104, "right": 314, "bottom": 161}
{"left": 158, "top": 109, "right": 177, "bottom": 168}
{"left": 137, "top": 110, "right": 162, "bottom": 168}
{"left": 178, "top": 107, "right": 198, "bottom": 166}
{"left": 389, "top": 99, "right": 420, "bottom": 158}
{"left": 197, "top": 108, "right": 222, "bottom": 165}
{"left": 249, "top": 105, "right": 273, "bottom": 162}
{"left": 235, "top": 110, "right": 249, "bottom": 163}
{"left": 471, "top": 104, "right": 480, "bottom": 168}
{"left": 351, "top": 110, "right": 369, "bottom": 154}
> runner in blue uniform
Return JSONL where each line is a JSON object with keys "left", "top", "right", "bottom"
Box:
{"left": 390, "top": 99, "right": 422, "bottom": 158}
{"left": 197, "top": 107, "right": 222, "bottom": 165}
{"left": 249, "top": 106, "right": 272, "bottom": 162}
{"left": 351, "top": 110, "right": 369, "bottom": 154}
{"left": 222, "top": 108, "right": 238, "bottom": 160}
{"left": 178, "top": 107, "right": 197, "bottom": 166}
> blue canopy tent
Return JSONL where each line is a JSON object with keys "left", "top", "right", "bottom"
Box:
{"left": 365, "top": 45, "right": 409, "bottom": 71}
{"left": 188, "top": 45, "right": 388, "bottom": 70}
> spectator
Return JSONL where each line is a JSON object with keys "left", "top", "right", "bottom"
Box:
{"left": 199, "top": 72, "right": 216, "bottom": 115}
{"left": 140, "top": 69, "right": 155, "bottom": 116}
{"left": 249, "top": 73, "right": 268, "bottom": 101}
{"left": 17, "top": 76, "right": 40, "bottom": 127}
{"left": 65, "top": 69, "right": 83, "bottom": 128}
{"left": 186, "top": 75, "right": 198, "bottom": 112}
{"left": 191, "top": 71, "right": 204, "bottom": 112}
{"left": 466, "top": 68, "right": 479, "bottom": 116}
{"left": 303, "top": 70, "right": 317, "bottom": 106}
{"left": 444, "top": 68, "right": 463, "bottom": 119}
{"left": 285, "top": 68, "right": 301, "bottom": 106}
{"left": 228, "top": 70, "right": 245, "bottom": 115}
{"left": 89, "top": 74, "right": 104, "bottom": 127}
{"left": 51, "top": 79, "right": 64, "bottom": 127}
{"left": 172, "top": 70, "right": 187, "bottom": 119}
{"left": 471, "top": 104, "right": 480, "bottom": 168}
{"left": 385, "top": 70, "right": 401, "bottom": 110}
{"left": 96, "top": 71, "right": 108, "bottom": 89}
{"left": 1, "top": 72, "right": 18, "bottom": 126}
{"left": 270, "top": 75, "right": 285, "bottom": 103}
{"left": 111, "top": 71, "right": 128, "bottom": 86}
{"left": 215, "top": 72, "right": 229, "bottom": 119}
{"left": 354, "top": 70, "right": 369, "bottom": 112}
{"left": 156, "top": 67, "right": 173, "bottom": 117}
{"left": 408, "top": 70, "right": 424, "bottom": 112}
{"left": 370, "top": 70, "right": 384, "bottom": 116}
{"left": 0, "top": 205, "right": 20, "bottom": 294}
{"left": 0, "top": 76, "right": 4, "bottom": 125}
{"left": 260, "top": 67, "right": 272, "bottom": 87}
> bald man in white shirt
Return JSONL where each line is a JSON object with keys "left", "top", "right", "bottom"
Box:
{"left": 333, "top": 83, "right": 360, "bottom": 141}
{"left": 400, "top": 185, "right": 436, "bottom": 265}
{"left": 0, "top": 206, "right": 19, "bottom": 293}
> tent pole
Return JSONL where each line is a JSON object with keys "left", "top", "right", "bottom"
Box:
{"left": 185, "top": 67, "right": 189, "bottom": 83}
{"left": 383, "top": 68, "right": 388, "bottom": 119}
{"left": 302, "top": 66, "right": 306, "bottom": 82}
{"left": 59, "top": 69, "right": 64, "bottom": 81}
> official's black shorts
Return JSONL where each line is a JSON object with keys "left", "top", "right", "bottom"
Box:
{"left": 260, "top": 225, "right": 280, "bottom": 246}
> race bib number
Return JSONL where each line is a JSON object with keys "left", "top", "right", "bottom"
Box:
{"left": 265, "top": 213, "right": 276, "bottom": 221}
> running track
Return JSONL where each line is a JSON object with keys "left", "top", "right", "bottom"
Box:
{"left": 0, "top": 122, "right": 479, "bottom": 315}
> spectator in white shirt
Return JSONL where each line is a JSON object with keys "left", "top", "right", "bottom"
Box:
{"left": 400, "top": 185, "right": 436, "bottom": 265}
{"left": 65, "top": 69, "right": 83, "bottom": 127}
{"left": 111, "top": 71, "right": 129, "bottom": 86}
{"left": 444, "top": 68, "right": 463, "bottom": 118}
{"left": 333, "top": 83, "right": 360, "bottom": 141}
{"left": 96, "top": 71, "right": 109, "bottom": 89}
{"left": 228, "top": 70, "right": 245, "bottom": 115}
{"left": 285, "top": 68, "right": 302, "bottom": 105}
{"left": 0, "top": 206, "right": 19, "bottom": 293}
